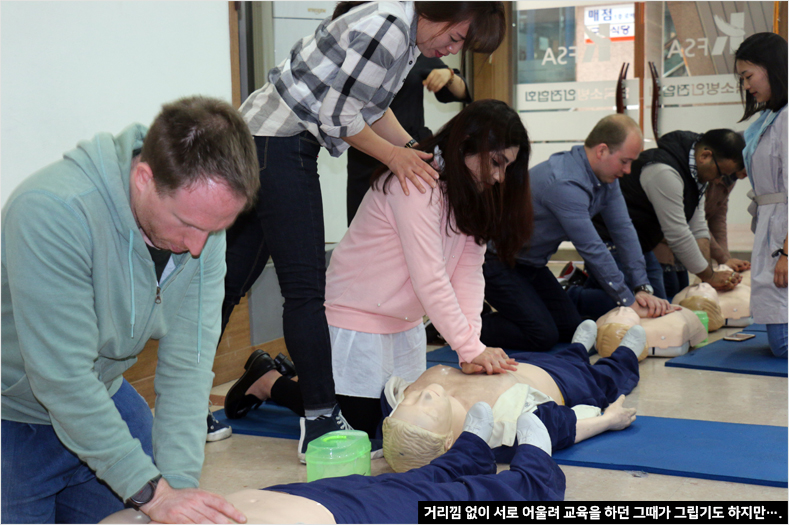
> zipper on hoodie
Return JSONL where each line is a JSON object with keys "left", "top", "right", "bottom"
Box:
{"left": 155, "top": 286, "right": 162, "bottom": 304}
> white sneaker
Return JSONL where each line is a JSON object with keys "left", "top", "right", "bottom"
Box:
{"left": 462, "top": 402, "right": 494, "bottom": 443}
{"left": 516, "top": 412, "right": 552, "bottom": 456}
{"left": 619, "top": 325, "right": 647, "bottom": 360}
{"left": 572, "top": 319, "right": 598, "bottom": 353}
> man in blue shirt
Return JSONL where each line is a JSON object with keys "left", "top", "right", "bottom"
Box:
{"left": 481, "top": 114, "right": 673, "bottom": 352}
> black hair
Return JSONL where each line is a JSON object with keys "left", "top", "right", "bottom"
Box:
{"left": 372, "top": 100, "right": 532, "bottom": 266}
{"left": 697, "top": 129, "right": 747, "bottom": 169}
{"left": 734, "top": 32, "right": 788, "bottom": 121}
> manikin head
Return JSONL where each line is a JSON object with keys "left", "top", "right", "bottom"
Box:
{"left": 672, "top": 283, "right": 725, "bottom": 331}
{"left": 596, "top": 306, "right": 707, "bottom": 354}
{"left": 595, "top": 307, "right": 647, "bottom": 360}
{"left": 382, "top": 383, "right": 456, "bottom": 472}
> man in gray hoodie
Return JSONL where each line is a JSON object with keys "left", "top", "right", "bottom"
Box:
{"left": 2, "top": 96, "right": 259, "bottom": 523}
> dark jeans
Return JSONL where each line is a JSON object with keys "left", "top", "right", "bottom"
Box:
{"left": 481, "top": 253, "right": 582, "bottom": 352}
{"left": 223, "top": 133, "right": 335, "bottom": 414}
{"left": 1, "top": 380, "right": 153, "bottom": 524}
{"left": 567, "top": 248, "right": 668, "bottom": 320}
{"left": 661, "top": 263, "right": 689, "bottom": 302}
{"left": 644, "top": 251, "right": 668, "bottom": 300}
{"left": 346, "top": 147, "right": 380, "bottom": 226}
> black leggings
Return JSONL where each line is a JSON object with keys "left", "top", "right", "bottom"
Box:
{"left": 270, "top": 377, "right": 382, "bottom": 439}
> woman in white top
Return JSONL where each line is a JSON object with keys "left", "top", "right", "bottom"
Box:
{"left": 735, "top": 32, "right": 788, "bottom": 358}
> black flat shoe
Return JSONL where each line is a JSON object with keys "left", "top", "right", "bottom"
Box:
{"left": 273, "top": 353, "right": 297, "bottom": 379}
{"left": 224, "top": 350, "right": 276, "bottom": 419}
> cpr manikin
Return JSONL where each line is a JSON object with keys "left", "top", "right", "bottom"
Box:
{"left": 102, "top": 403, "right": 576, "bottom": 524}
{"left": 381, "top": 321, "right": 643, "bottom": 472}
{"left": 673, "top": 280, "right": 752, "bottom": 329}
{"left": 596, "top": 306, "right": 707, "bottom": 358}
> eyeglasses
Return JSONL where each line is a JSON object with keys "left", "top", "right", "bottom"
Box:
{"left": 712, "top": 155, "right": 738, "bottom": 186}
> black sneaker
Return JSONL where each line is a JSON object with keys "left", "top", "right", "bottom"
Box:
{"left": 206, "top": 411, "right": 232, "bottom": 442}
{"left": 298, "top": 404, "right": 351, "bottom": 463}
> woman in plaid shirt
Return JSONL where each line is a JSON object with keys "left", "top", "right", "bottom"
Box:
{"left": 222, "top": 2, "right": 506, "bottom": 460}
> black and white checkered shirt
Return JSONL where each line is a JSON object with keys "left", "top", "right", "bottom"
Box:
{"left": 241, "top": 1, "right": 420, "bottom": 158}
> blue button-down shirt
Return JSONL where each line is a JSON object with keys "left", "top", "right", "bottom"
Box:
{"left": 518, "top": 145, "right": 649, "bottom": 306}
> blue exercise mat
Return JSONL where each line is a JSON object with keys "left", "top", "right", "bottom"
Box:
{"left": 552, "top": 416, "right": 788, "bottom": 488}
{"left": 744, "top": 324, "right": 768, "bottom": 332}
{"left": 213, "top": 404, "right": 300, "bottom": 440}
{"left": 218, "top": 407, "right": 787, "bottom": 488}
{"left": 665, "top": 331, "right": 787, "bottom": 377}
{"left": 426, "top": 343, "right": 574, "bottom": 368}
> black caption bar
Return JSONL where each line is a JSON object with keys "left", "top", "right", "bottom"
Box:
{"left": 419, "top": 502, "right": 787, "bottom": 524}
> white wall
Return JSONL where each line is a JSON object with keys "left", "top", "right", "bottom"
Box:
{"left": 1, "top": 2, "right": 232, "bottom": 205}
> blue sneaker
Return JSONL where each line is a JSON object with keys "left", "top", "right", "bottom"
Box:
{"left": 207, "top": 411, "right": 232, "bottom": 442}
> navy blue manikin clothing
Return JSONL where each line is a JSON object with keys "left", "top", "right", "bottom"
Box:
{"left": 266, "top": 432, "right": 565, "bottom": 523}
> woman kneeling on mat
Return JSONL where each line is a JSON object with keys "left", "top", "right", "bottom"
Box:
{"left": 226, "top": 100, "right": 533, "bottom": 437}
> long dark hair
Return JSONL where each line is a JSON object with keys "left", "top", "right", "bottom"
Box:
{"left": 372, "top": 100, "right": 532, "bottom": 266}
{"left": 333, "top": 2, "right": 506, "bottom": 55}
{"left": 735, "top": 32, "right": 788, "bottom": 121}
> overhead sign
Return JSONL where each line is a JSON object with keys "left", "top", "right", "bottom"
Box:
{"left": 584, "top": 4, "right": 635, "bottom": 42}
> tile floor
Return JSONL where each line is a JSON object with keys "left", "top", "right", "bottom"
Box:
{"left": 200, "top": 260, "right": 787, "bottom": 507}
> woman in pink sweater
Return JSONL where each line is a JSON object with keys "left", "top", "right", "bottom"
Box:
{"left": 233, "top": 100, "right": 533, "bottom": 436}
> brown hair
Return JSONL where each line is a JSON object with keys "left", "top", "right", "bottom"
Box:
{"left": 140, "top": 96, "right": 259, "bottom": 211}
{"left": 373, "top": 99, "right": 532, "bottom": 266}
{"left": 333, "top": 2, "right": 506, "bottom": 55}
{"left": 584, "top": 114, "right": 641, "bottom": 153}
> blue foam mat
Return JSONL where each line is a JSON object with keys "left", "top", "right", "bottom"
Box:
{"left": 214, "top": 404, "right": 300, "bottom": 440}
{"left": 553, "top": 416, "right": 788, "bottom": 488}
{"left": 665, "top": 331, "right": 787, "bottom": 377}
{"left": 744, "top": 324, "right": 768, "bottom": 332}
{"left": 217, "top": 408, "right": 787, "bottom": 488}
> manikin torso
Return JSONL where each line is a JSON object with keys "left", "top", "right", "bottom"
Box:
{"left": 401, "top": 363, "right": 564, "bottom": 440}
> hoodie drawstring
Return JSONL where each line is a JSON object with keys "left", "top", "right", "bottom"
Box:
{"left": 128, "top": 229, "right": 136, "bottom": 338}
{"left": 197, "top": 255, "right": 204, "bottom": 363}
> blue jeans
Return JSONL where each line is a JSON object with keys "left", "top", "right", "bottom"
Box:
{"left": 1, "top": 380, "right": 153, "bottom": 524}
{"left": 223, "top": 133, "right": 336, "bottom": 414}
{"left": 567, "top": 248, "right": 668, "bottom": 320}
{"left": 481, "top": 253, "right": 582, "bottom": 352}
{"left": 660, "top": 263, "right": 689, "bottom": 302}
{"left": 767, "top": 323, "right": 788, "bottom": 358}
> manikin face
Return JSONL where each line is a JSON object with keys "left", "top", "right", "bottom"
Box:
{"left": 416, "top": 18, "right": 471, "bottom": 59}
{"left": 594, "top": 131, "right": 643, "bottom": 184}
{"left": 735, "top": 60, "right": 772, "bottom": 104}
{"left": 131, "top": 162, "right": 246, "bottom": 257}
{"left": 464, "top": 146, "right": 519, "bottom": 191}
{"left": 392, "top": 383, "right": 453, "bottom": 435}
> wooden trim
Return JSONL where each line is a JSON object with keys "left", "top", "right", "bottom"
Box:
{"left": 777, "top": 1, "right": 788, "bottom": 40}
{"left": 470, "top": 2, "right": 514, "bottom": 104}
{"left": 124, "top": 297, "right": 289, "bottom": 408}
{"left": 229, "top": 2, "right": 241, "bottom": 108}
{"left": 634, "top": 3, "right": 646, "bottom": 133}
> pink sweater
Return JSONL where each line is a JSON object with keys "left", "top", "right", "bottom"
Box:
{"left": 325, "top": 180, "right": 486, "bottom": 364}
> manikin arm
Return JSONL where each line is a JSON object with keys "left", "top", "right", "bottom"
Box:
{"left": 574, "top": 396, "right": 636, "bottom": 443}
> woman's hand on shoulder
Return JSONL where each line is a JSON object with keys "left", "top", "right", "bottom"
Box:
{"left": 386, "top": 147, "right": 438, "bottom": 196}
{"left": 461, "top": 347, "right": 518, "bottom": 375}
